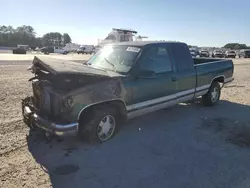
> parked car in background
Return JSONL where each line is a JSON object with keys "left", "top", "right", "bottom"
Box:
{"left": 77, "top": 45, "right": 94, "bottom": 54}
{"left": 199, "top": 50, "right": 209, "bottom": 57}
{"left": 238, "top": 49, "right": 250, "bottom": 58}
{"left": 22, "top": 41, "right": 234, "bottom": 142}
{"left": 189, "top": 48, "right": 199, "bottom": 57}
{"left": 212, "top": 50, "right": 223, "bottom": 58}
{"left": 40, "top": 46, "right": 68, "bottom": 55}
{"left": 225, "top": 50, "right": 236, "bottom": 58}
{"left": 12, "top": 45, "right": 27, "bottom": 54}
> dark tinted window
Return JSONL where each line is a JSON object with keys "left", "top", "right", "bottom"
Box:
{"left": 139, "top": 46, "right": 172, "bottom": 73}
{"left": 170, "top": 43, "right": 193, "bottom": 71}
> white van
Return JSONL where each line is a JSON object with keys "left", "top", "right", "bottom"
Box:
{"left": 77, "top": 45, "right": 94, "bottom": 54}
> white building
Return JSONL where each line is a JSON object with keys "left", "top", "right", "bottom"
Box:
{"left": 98, "top": 28, "right": 142, "bottom": 46}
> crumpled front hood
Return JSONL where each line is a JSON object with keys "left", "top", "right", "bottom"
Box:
{"left": 30, "top": 56, "right": 122, "bottom": 78}
{"left": 28, "top": 56, "right": 123, "bottom": 91}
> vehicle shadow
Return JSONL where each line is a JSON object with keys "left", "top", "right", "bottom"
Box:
{"left": 27, "top": 100, "right": 250, "bottom": 188}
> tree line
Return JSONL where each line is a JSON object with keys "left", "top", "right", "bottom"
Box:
{"left": 1, "top": 25, "right": 249, "bottom": 50}
{"left": 0, "top": 25, "right": 72, "bottom": 49}
{"left": 223, "top": 43, "right": 250, "bottom": 50}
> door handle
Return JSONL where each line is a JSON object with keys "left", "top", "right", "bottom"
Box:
{"left": 171, "top": 77, "right": 177, "bottom": 81}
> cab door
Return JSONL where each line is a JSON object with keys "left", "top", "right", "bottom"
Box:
{"left": 128, "top": 44, "right": 178, "bottom": 112}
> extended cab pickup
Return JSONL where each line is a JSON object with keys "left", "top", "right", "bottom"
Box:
{"left": 22, "top": 41, "right": 234, "bottom": 142}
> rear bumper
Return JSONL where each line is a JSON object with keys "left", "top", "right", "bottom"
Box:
{"left": 22, "top": 97, "right": 78, "bottom": 136}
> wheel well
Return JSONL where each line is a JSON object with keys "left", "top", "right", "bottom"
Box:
{"left": 78, "top": 100, "right": 127, "bottom": 125}
{"left": 213, "top": 76, "right": 224, "bottom": 83}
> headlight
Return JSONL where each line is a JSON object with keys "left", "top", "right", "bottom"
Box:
{"left": 63, "top": 96, "right": 74, "bottom": 108}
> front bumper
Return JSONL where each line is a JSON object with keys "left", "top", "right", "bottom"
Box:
{"left": 22, "top": 97, "right": 78, "bottom": 136}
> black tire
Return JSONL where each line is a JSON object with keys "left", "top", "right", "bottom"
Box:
{"left": 202, "top": 82, "right": 221, "bottom": 106}
{"left": 78, "top": 107, "right": 119, "bottom": 143}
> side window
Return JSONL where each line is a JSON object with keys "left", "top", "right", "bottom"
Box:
{"left": 140, "top": 46, "right": 172, "bottom": 73}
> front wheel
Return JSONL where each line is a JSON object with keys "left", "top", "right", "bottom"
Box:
{"left": 202, "top": 82, "right": 221, "bottom": 106}
{"left": 79, "top": 107, "right": 118, "bottom": 143}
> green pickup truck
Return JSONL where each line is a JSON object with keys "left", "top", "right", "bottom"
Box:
{"left": 22, "top": 41, "right": 234, "bottom": 142}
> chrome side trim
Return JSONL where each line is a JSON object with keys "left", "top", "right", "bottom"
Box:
{"left": 127, "top": 93, "right": 194, "bottom": 119}
{"left": 195, "top": 90, "right": 209, "bottom": 97}
{"left": 196, "top": 84, "right": 210, "bottom": 91}
{"left": 127, "top": 98, "right": 176, "bottom": 119}
{"left": 177, "top": 94, "right": 195, "bottom": 103}
{"left": 126, "top": 93, "right": 176, "bottom": 112}
{"left": 126, "top": 88, "right": 195, "bottom": 112}
{"left": 176, "top": 89, "right": 195, "bottom": 97}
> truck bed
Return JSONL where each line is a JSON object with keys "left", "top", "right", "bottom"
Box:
{"left": 194, "top": 58, "right": 234, "bottom": 89}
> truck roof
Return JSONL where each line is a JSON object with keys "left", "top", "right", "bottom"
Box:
{"left": 107, "top": 41, "right": 185, "bottom": 47}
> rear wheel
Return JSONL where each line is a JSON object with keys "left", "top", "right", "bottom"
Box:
{"left": 202, "top": 82, "right": 221, "bottom": 106}
{"left": 78, "top": 107, "right": 118, "bottom": 143}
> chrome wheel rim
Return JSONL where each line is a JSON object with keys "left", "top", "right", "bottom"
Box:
{"left": 211, "top": 87, "right": 219, "bottom": 102}
{"left": 97, "top": 115, "right": 116, "bottom": 141}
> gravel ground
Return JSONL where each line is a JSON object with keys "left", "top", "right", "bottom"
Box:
{"left": 1, "top": 57, "right": 250, "bottom": 188}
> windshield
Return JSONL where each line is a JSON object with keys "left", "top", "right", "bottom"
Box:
{"left": 87, "top": 45, "right": 140, "bottom": 73}
{"left": 201, "top": 51, "right": 208, "bottom": 53}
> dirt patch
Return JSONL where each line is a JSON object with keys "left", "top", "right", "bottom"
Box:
{"left": 201, "top": 117, "right": 250, "bottom": 147}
